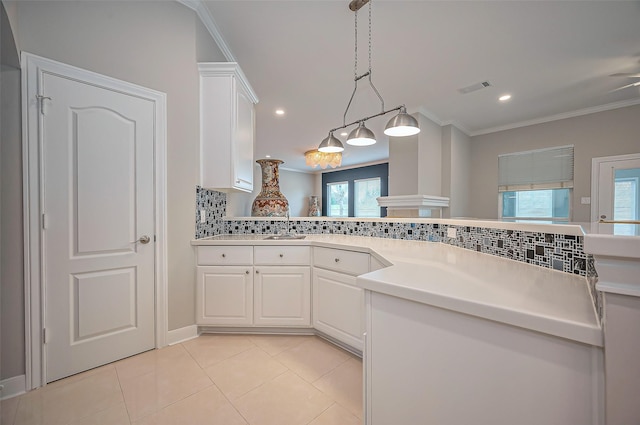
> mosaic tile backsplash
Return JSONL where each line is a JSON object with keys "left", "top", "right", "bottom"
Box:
{"left": 195, "top": 187, "right": 600, "bottom": 319}
{"left": 195, "top": 186, "right": 227, "bottom": 237}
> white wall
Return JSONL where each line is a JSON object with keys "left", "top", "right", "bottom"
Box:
{"left": 442, "top": 125, "right": 471, "bottom": 218}
{"left": 1, "top": 0, "right": 23, "bottom": 380}
{"left": 12, "top": 1, "right": 227, "bottom": 351}
{"left": 389, "top": 131, "right": 419, "bottom": 196}
{"left": 227, "top": 164, "right": 316, "bottom": 217}
{"left": 388, "top": 112, "right": 443, "bottom": 199}
{"left": 469, "top": 104, "right": 640, "bottom": 221}
{"left": 417, "top": 113, "right": 443, "bottom": 197}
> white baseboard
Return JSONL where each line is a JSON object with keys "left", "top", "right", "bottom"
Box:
{"left": 0, "top": 374, "right": 26, "bottom": 400}
{"left": 167, "top": 325, "right": 199, "bottom": 345}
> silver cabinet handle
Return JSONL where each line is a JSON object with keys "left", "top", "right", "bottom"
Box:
{"left": 133, "top": 235, "right": 150, "bottom": 244}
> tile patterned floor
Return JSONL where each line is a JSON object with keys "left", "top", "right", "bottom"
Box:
{"left": 1, "top": 335, "right": 362, "bottom": 425}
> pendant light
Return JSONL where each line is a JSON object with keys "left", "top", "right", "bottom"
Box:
{"left": 347, "top": 121, "right": 376, "bottom": 146}
{"left": 318, "top": 132, "right": 344, "bottom": 153}
{"left": 317, "top": 0, "right": 420, "bottom": 155}
{"left": 384, "top": 106, "right": 420, "bottom": 137}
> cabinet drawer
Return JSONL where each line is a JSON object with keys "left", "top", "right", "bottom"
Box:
{"left": 197, "top": 246, "right": 253, "bottom": 265}
{"left": 313, "top": 247, "right": 370, "bottom": 276}
{"left": 254, "top": 246, "right": 310, "bottom": 266}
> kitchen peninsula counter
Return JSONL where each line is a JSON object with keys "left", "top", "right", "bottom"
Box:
{"left": 192, "top": 234, "right": 602, "bottom": 347}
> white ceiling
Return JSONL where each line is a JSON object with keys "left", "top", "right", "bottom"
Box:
{"left": 201, "top": 0, "right": 640, "bottom": 171}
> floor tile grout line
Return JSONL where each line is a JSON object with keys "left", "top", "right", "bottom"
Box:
{"left": 180, "top": 335, "right": 274, "bottom": 424}
{"left": 204, "top": 341, "right": 293, "bottom": 402}
{"left": 190, "top": 340, "right": 272, "bottom": 425}
{"left": 20, "top": 367, "right": 127, "bottom": 425}
{"left": 118, "top": 343, "right": 217, "bottom": 423}
{"left": 112, "top": 366, "right": 134, "bottom": 425}
{"left": 182, "top": 336, "right": 259, "bottom": 370}
{"left": 126, "top": 382, "right": 218, "bottom": 425}
{"left": 304, "top": 402, "right": 338, "bottom": 425}
{"left": 12, "top": 334, "right": 361, "bottom": 425}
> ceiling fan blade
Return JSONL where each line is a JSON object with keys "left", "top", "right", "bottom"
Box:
{"left": 609, "top": 82, "right": 640, "bottom": 93}
{"left": 610, "top": 73, "right": 640, "bottom": 78}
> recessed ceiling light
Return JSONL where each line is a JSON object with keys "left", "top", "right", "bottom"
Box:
{"left": 265, "top": 155, "right": 271, "bottom": 158}
{"left": 499, "top": 94, "right": 512, "bottom": 102}
{"left": 340, "top": 132, "right": 348, "bottom": 137}
{"left": 275, "top": 109, "right": 285, "bottom": 116}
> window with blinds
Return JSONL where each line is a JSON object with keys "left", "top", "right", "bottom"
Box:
{"left": 498, "top": 145, "right": 573, "bottom": 221}
{"left": 498, "top": 145, "right": 574, "bottom": 192}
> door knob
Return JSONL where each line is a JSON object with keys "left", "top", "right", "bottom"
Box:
{"left": 136, "top": 235, "right": 151, "bottom": 244}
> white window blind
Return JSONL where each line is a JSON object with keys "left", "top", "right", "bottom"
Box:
{"left": 498, "top": 145, "right": 574, "bottom": 192}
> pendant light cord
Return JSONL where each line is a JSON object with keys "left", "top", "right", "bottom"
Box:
{"left": 343, "top": 0, "right": 385, "bottom": 126}
{"left": 354, "top": 8, "right": 358, "bottom": 80}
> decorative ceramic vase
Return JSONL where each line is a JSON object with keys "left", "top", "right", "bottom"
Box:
{"left": 308, "top": 195, "right": 320, "bottom": 217}
{"left": 251, "top": 159, "right": 289, "bottom": 217}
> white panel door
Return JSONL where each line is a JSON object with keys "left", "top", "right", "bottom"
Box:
{"left": 593, "top": 154, "right": 640, "bottom": 233}
{"left": 43, "top": 70, "right": 156, "bottom": 382}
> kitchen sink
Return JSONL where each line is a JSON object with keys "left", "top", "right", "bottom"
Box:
{"left": 263, "top": 234, "right": 306, "bottom": 240}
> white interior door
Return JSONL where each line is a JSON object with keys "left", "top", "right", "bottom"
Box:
{"left": 42, "top": 69, "right": 156, "bottom": 382}
{"left": 593, "top": 154, "right": 640, "bottom": 225}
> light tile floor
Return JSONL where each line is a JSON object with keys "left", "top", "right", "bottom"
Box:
{"left": 1, "top": 335, "right": 363, "bottom": 425}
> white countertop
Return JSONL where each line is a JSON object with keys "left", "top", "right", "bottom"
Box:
{"left": 192, "top": 234, "right": 602, "bottom": 347}
{"left": 582, "top": 222, "right": 640, "bottom": 298}
{"left": 583, "top": 222, "right": 640, "bottom": 259}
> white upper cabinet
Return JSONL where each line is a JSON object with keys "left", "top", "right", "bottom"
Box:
{"left": 199, "top": 63, "right": 258, "bottom": 192}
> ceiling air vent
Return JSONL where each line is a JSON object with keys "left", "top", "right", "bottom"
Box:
{"left": 458, "top": 81, "right": 492, "bottom": 94}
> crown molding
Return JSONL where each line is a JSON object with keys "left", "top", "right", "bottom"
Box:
{"left": 417, "top": 106, "right": 443, "bottom": 126}
{"left": 176, "top": 0, "right": 235, "bottom": 62}
{"left": 440, "top": 120, "right": 472, "bottom": 137}
{"left": 416, "top": 107, "right": 472, "bottom": 137}
{"left": 471, "top": 97, "right": 640, "bottom": 137}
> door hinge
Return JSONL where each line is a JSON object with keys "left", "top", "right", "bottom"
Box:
{"left": 154, "top": 235, "right": 156, "bottom": 242}
{"left": 43, "top": 328, "right": 49, "bottom": 344}
{"left": 36, "top": 94, "right": 52, "bottom": 115}
{"left": 42, "top": 213, "right": 49, "bottom": 229}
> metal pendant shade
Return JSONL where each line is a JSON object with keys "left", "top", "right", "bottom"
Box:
{"left": 313, "top": 0, "right": 419, "bottom": 167}
{"left": 347, "top": 121, "right": 376, "bottom": 146}
{"left": 384, "top": 107, "right": 420, "bottom": 137}
{"left": 318, "top": 132, "right": 344, "bottom": 153}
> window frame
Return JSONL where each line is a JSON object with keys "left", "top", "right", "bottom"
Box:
{"left": 321, "top": 163, "right": 388, "bottom": 217}
{"left": 498, "top": 145, "right": 574, "bottom": 221}
{"left": 613, "top": 176, "right": 639, "bottom": 221}
{"left": 326, "top": 181, "right": 350, "bottom": 218}
{"left": 354, "top": 177, "right": 382, "bottom": 218}
{"left": 498, "top": 188, "right": 572, "bottom": 221}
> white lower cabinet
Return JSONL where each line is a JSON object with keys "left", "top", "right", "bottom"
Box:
{"left": 312, "top": 268, "right": 364, "bottom": 350}
{"left": 196, "top": 266, "right": 253, "bottom": 325}
{"left": 196, "top": 245, "right": 312, "bottom": 328}
{"left": 312, "top": 247, "right": 370, "bottom": 351}
{"left": 254, "top": 266, "right": 311, "bottom": 326}
{"left": 195, "top": 244, "right": 372, "bottom": 351}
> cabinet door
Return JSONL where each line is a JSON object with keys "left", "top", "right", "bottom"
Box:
{"left": 233, "top": 84, "right": 254, "bottom": 192}
{"left": 313, "top": 268, "right": 364, "bottom": 350}
{"left": 254, "top": 266, "right": 311, "bottom": 326}
{"left": 196, "top": 266, "right": 253, "bottom": 325}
